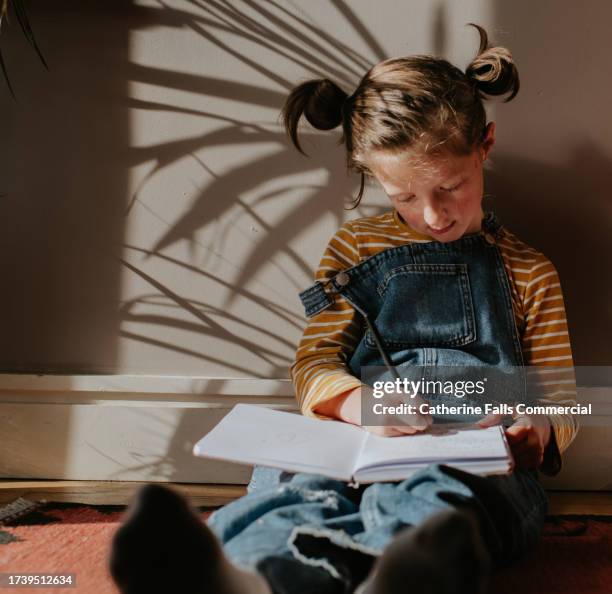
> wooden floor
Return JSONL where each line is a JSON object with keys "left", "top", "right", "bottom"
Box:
{"left": 0, "top": 480, "right": 247, "bottom": 507}
{"left": 1, "top": 480, "right": 612, "bottom": 515}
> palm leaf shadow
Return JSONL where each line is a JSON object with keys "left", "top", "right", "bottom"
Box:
{"left": 124, "top": 0, "right": 390, "bottom": 354}
{"left": 119, "top": 258, "right": 296, "bottom": 374}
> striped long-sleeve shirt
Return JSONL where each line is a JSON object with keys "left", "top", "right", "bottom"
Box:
{"left": 290, "top": 210, "right": 578, "bottom": 472}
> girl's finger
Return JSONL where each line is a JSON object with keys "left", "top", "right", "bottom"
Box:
{"left": 505, "top": 424, "right": 531, "bottom": 445}
{"left": 363, "top": 426, "right": 387, "bottom": 437}
{"left": 399, "top": 422, "right": 427, "bottom": 433}
{"left": 364, "top": 425, "right": 415, "bottom": 437}
{"left": 392, "top": 410, "right": 431, "bottom": 429}
{"left": 392, "top": 416, "right": 423, "bottom": 432}
{"left": 515, "top": 431, "right": 540, "bottom": 451}
{"left": 394, "top": 425, "right": 419, "bottom": 435}
{"left": 477, "top": 413, "right": 503, "bottom": 428}
{"left": 389, "top": 395, "right": 433, "bottom": 427}
{"left": 413, "top": 397, "right": 433, "bottom": 425}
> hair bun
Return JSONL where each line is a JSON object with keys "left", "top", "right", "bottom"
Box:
{"left": 465, "top": 23, "right": 520, "bottom": 102}
{"left": 302, "top": 79, "right": 348, "bottom": 130}
{"left": 281, "top": 78, "right": 348, "bottom": 155}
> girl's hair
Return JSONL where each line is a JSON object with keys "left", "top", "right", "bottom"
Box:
{"left": 280, "top": 23, "right": 519, "bottom": 208}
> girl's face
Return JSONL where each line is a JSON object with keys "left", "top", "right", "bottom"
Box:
{"left": 367, "top": 123, "right": 496, "bottom": 242}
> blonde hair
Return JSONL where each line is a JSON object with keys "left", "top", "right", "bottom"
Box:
{"left": 281, "top": 24, "right": 519, "bottom": 208}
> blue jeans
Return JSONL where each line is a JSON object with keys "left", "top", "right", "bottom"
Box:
{"left": 207, "top": 464, "right": 548, "bottom": 594}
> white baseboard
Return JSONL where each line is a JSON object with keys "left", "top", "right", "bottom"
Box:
{"left": 0, "top": 375, "right": 610, "bottom": 490}
{"left": 0, "top": 374, "right": 298, "bottom": 484}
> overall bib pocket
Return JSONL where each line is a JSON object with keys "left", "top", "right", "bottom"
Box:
{"left": 365, "top": 263, "right": 476, "bottom": 350}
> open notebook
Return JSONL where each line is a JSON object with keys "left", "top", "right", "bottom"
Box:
{"left": 193, "top": 404, "right": 513, "bottom": 484}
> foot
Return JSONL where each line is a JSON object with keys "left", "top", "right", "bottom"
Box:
{"left": 109, "top": 484, "right": 271, "bottom": 594}
{"left": 354, "top": 508, "right": 490, "bottom": 594}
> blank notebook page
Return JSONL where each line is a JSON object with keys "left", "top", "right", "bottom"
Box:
{"left": 357, "top": 425, "right": 507, "bottom": 471}
{"left": 194, "top": 404, "right": 366, "bottom": 477}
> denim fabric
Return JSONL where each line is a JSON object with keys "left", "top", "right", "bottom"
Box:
{"left": 342, "top": 212, "right": 524, "bottom": 374}
{"left": 208, "top": 464, "right": 547, "bottom": 593}
{"left": 207, "top": 212, "right": 548, "bottom": 594}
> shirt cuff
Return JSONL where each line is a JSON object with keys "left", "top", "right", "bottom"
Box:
{"left": 539, "top": 422, "right": 562, "bottom": 476}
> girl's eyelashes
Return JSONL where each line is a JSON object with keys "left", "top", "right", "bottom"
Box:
{"left": 441, "top": 181, "right": 463, "bottom": 192}
{"left": 395, "top": 181, "right": 463, "bottom": 202}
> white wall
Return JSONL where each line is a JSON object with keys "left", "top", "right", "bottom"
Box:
{"left": 0, "top": 0, "right": 609, "bottom": 377}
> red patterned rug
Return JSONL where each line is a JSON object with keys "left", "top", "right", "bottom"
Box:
{"left": 0, "top": 501, "right": 610, "bottom": 594}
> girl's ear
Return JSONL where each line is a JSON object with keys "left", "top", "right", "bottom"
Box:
{"left": 481, "top": 122, "right": 496, "bottom": 160}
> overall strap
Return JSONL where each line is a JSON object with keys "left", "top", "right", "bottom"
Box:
{"left": 298, "top": 211, "right": 502, "bottom": 318}
{"left": 297, "top": 211, "right": 507, "bottom": 380}
{"left": 481, "top": 211, "right": 505, "bottom": 239}
{"left": 298, "top": 272, "right": 400, "bottom": 378}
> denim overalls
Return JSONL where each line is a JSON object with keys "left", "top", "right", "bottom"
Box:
{"left": 207, "top": 212, "right": 548, "bottom": 594}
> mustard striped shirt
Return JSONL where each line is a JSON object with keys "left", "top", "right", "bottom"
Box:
{"left": 290, "top": 210, "right": 578, "bottom": 463}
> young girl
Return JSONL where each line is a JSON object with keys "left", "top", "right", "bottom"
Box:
{"left": 110, "top": 24, "right": 578, "bottom": 594}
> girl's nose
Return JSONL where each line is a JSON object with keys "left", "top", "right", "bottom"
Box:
{"left": 423, "top": 201, "right": 449, "bottom": 229}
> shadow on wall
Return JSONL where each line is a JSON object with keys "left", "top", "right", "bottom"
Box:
{"left": 0, "top": 0, "right": 608, "bottom": 479}
{"left": 115, "top": 0, "right": 389, "bottom": 377}
{"left": 115, "top": 2, "right": 612, "bottom": 478}
{"left": 1, "top": 2, "right": 606, "bottom": 373}
{"left": 0, "top": 0, "right": 137, "bottom": 373}
{"left": 0, "top": 0, "right": 389, "bottom": 482}
{"left": 123, "top": 0, "right": 609, "bottom": 375}
{"left": 122, "top": 1, "right": 385, "bottom": 284}
{"left": 487, "top": 143, "right": 612, "bottom": 365}
{"left": 0, "top": 0, "right": 376, "bottom": 374}
{"left": 110, "top": 0, "right": 391, "bottom": 480}
{"left": 491, "top": 0, "right": 612, "bottom": 364}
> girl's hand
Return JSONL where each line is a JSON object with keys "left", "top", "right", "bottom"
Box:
{"left": 362, "top": 391, "right": 432, "bottom": 437}
{"left": 478, "top": 413, "right": 551, "bottom": 469}
{"left": 314, "top": 386, "right": 432, "bottom": 437}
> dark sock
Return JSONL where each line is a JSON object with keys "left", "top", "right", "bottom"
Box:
{"left": 109, "top": 484, "right": 223, "bottom": 594}
{"left": 361, "top": 508, "right": 491, "bottom": 594}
